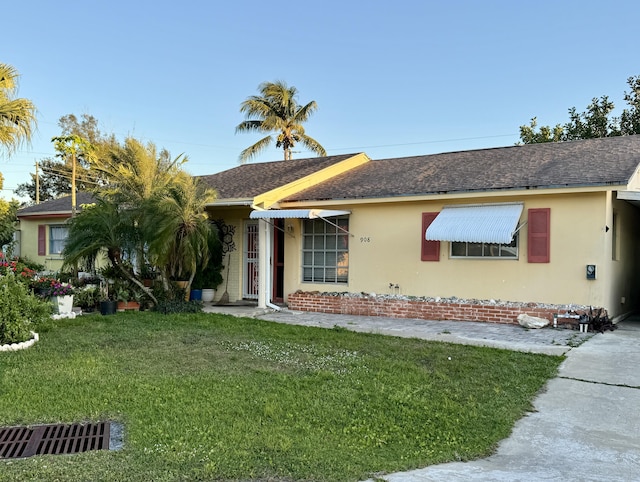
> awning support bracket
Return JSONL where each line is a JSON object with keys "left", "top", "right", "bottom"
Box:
{"left": 258, "top": 218, "right": 294, "bottom": 238}
{"left": 317, "top": 215, "right": 354, "bottom": 237}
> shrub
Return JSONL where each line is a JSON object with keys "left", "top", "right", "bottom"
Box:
{"left": 0, "top": 253, "right": 37, "bottom": 284}
{"left": 152, "top": 300, "right": 203, "bottom": 314}
{"left": 0, "top": 274, "right": 52, "bottom": 344}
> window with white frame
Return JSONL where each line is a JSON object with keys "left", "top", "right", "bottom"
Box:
{"left": 302, "top": 216, "right": 349, "bottom": 283}
{"left": 49, "top": 225, "right": 69, "bottom": 255}
{"left": 450, "top": 235, "right": 518, "bottom": 259}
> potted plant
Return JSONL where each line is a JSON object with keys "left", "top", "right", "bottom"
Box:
{"left": 116, "top": 286, "right": 140, "bottom": 311}
{"left": 192, "top": 232, "right": 224, "bottom": 303}
{"left": 99, "top": 281, "right": 118, "bottom": 316}
{"left": 74, "top": 285, "right": 100, "bottom": 313}
{"left": 193, "top": 267, "right": 222, "bottom": 303}
{"left": 49, "top": 281, "right": 75, "bottom": 314}
{"left": 30, "top": 277, "right": 57, "bottom": 298}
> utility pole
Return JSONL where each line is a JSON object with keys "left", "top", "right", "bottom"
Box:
{"left": 71, "top": 152, "right": 76, "bottom": 216}
{"left": 52, "top": 135, "right": 92, "bottom": 217}
{"left": 35, "top": 161, "right": 40, "bottom": 204}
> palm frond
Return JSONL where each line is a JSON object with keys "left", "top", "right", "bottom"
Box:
{"left": 299, "top": 134, "right": 328, "bottom": 157}
{"left": 292, "top": 101, "right": 318, "bottom": 123}
{"left": 238, "top": 136, "right": 272, "bottom": 163}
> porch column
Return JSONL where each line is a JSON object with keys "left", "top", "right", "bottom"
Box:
{"left": 257, "top": 218, "right": 269, "bottom": 308}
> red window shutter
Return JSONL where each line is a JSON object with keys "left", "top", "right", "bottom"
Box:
{"left": 528, "top": 208, "right": 550, "bottom": 263}
{"left": 421, "top": 212, "right": 440, "bottom": 261}
{"left": 38, "top": 225, "right": 46, "bottom": 256}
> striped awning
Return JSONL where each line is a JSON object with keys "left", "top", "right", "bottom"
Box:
{"left": 425, "top": 203, "right": 523, "bottom": 244}
{"left": 249, "top": 209, "right": 350, "bottom": 219}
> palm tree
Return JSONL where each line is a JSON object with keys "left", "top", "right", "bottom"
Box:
{"left": 92, "top": 137, "right": 186, "bottom": 205}
{"left": 61, "top": 198, "right": 159, "bottom": 304}
{"left": 147, "top": 173, "right": 217, "bottom": 293}
{"left": 91, "top": 138, "right": 190, "bottom": 277}
{"left": 0, "top": 63, "right": 37, "bottom": 156}
{"left": 235, "top": 80, "right": 327, "bottom": 163}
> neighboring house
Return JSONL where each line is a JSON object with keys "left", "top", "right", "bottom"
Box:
{"left": 201, "top": 135, "right": 640, "bottom": 321}
{"left": 16, "top": 192, "right": 95, "bottom": 272}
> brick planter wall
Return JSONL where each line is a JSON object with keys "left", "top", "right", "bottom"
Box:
{"left": 287, "top": 291, "right": 605, "bottom": 326}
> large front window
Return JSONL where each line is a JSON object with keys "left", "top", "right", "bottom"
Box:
{"left": 451, "top": 236, "right": 518, "bottom": 259}
{"left": 49, "top": 225, "right": 69, "bottom": 255}
{"left": 302, "top": 216, "right": 349, "bottom": 283}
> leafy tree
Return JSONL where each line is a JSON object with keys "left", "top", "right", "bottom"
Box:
{"left": 563, "top": 96, "right": 618, "bottom": 140}
{"left": 0, "top": 199, "right": 19, "bottom": 250}
{"left": 620, "top": 76, "right": 640, "bottom": 135}
{"left": 52, "top": 135, "right": 95, "bottom": 215}
{"left": 15, "top": 114, "right": 116, "bottom": 202}
{"left": 0, "top": 63, "right": 37, "bottom": 156}
{"left": 519, "top": 75, "right": 640, "bottom": 144}
{"left": 15, "top": 157, "right": 75, "bottom": 202}
{"left": 519, "top": 117, "right": 564, "bottom": 144}
{"left": 236, "top": 80, "right": 326, "bottom": 162}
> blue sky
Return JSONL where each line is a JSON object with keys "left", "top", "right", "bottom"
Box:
{"left": 2, "top": 0, "right": 638, "bottom": 200}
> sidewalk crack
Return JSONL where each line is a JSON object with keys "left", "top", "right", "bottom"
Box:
{"left": 559, "top": 376, "right": 640, "bottom": 390}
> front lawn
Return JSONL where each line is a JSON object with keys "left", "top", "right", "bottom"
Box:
{"left": 0, "top": 313, "right": 562, "bottom": 481}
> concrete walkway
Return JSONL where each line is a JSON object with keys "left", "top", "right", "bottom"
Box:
{"left": 204, "top": 304, "right": 593, "bottom": 355}
{"left": 203, "top": 305, "right": 640, "bottom": 481}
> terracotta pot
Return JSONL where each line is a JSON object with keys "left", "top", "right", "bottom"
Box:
{"left": 117, "top": 301, "right": 140, "bottom": 311}
{"left": 175, "top": 280, "right": 189, "bottom": 301}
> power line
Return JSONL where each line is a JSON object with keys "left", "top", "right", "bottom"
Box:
{"left": 326, "top": 134, "right": 518, "bottom": 152}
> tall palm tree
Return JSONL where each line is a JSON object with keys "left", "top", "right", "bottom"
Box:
{"left": 235, "top": 80, "right": 327, "bottom": 163}
{"left": 0, "top": 63, "right": 37, "bottom": 156}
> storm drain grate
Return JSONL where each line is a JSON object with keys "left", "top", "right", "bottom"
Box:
{"left": 0, "top": 422, "right": 110, "bottom": 459}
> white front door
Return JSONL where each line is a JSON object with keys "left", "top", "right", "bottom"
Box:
{"left": 243, "top": 221, "right": 259, "bottom": 299}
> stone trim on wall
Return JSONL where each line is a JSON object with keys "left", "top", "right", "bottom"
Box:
{"left": 287, "top": 291, "right": 605, "bottom": 326}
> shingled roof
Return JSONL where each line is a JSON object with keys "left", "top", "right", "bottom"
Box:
{"left": 198, "top": 153, "right": 358, "bottom": 200}
{"left": 17, "top": 192, "right": 96, "bottom": 217}
{"left": 283, "top": 135, "right": 640, "bottom": 202}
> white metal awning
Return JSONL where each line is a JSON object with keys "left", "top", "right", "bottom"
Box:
{"left": 426, "top": 203, "right": 524, "bottom": 244}
{"left": 249, "top": 209, "right": 350, "bottom": 219}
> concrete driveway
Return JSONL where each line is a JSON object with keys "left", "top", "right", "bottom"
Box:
{"left": 377, "top": 319, "right": 640, "bottom": 482}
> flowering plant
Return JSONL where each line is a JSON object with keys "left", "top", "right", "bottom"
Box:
{"left": 0, "top": 253, "right": 36, "bottom": 281}
{"left": 48, "top": 281, "right": 75, "bottom": 297}
{"left": 31, "top": 277, "right": 58, "bottom": 294}
{"left": 30, "top": 277, "right": 74, "bottom": 297}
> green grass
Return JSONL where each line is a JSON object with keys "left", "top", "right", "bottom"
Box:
{"left": 0, "top": 312, "right": 562, "bottom": 481}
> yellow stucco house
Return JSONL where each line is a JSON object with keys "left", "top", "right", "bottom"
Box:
{"left": 200, "top": 135, "right": 640, "bottom": 322}
{"left": 16, "top": 192, "right": 95, "bottom": 272}
{"left": 15, "top": 136, "right": 640, "bottom": 323}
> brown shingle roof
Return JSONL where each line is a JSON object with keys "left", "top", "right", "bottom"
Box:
{"left": 284, "top": 136, "right": 640, "bottom": 202}
{"left": 17, "top": 192, "right": 96, "bottom": 217}
{"left": 198, "top": 153, "right": 358, "bottom": 200}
